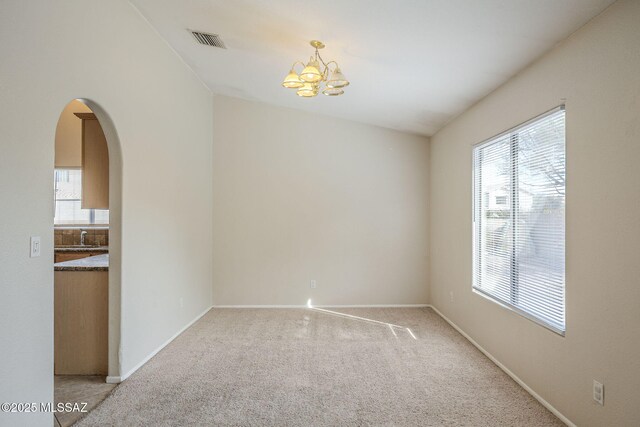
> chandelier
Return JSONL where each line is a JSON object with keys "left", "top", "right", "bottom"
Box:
{"left": 281, "top": 40, "right": 350, "bottom": 98}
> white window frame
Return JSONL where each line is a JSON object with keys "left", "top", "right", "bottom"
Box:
{"left": 54, "top": 168, "right": 109, "bottom": 226}
{"left": 472, "top": 106, "right": 566, "bottom": 335}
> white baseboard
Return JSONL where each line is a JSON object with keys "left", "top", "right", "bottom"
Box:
{"left": 426, "top": 304, "right": 575, "bottom": 427}
{"left": 212, "top": 304, "right": 429, "bottom": 308}
{"left": 106, "top": 305, "right": 213, "bottom": 384}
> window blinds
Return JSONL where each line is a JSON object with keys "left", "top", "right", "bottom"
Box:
{"left": 473, "top": 107, "right": 565, "bottom": 334}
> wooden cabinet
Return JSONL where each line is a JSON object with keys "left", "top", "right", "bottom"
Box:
{"left": 75, "top": 113, "right": 109, "bottom": 209}
{"left": 54, "top": 271, "right": 108, "bottom": 375}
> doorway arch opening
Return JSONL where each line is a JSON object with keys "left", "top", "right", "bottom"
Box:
{"left": 53, "top": 98, "right": 122, "bottom": 384}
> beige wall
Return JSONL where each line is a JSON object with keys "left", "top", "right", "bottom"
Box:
{"left": 0, "top": 2, "right": 213, "bottom": 425}
{"left": 429, "top": 1, "right": 640, "bottom": 425}
{"left": 54, "top": 100, "right": 92, "bottom": 168}
{"left": 213, "top": 96, "right": 429, "bottom": 306}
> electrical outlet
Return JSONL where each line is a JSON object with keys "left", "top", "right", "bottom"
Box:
{"left": 310, "top": 280, "right": 317, "bottom": 289}
{"left": 30, "top": 236, "right": 41, "bottom": 258}
{"left": 593, "top": 380, "right": 604, "bottom": 405}
{"left": 449, "top": 291, "right": 454, "bottom": 303}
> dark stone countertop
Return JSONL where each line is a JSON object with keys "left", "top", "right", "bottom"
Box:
{"left": 55, "top": 246, "right": 109, "bottom": 253}
{"left": 54, "top": 254, "right": 109, "bottom": 271}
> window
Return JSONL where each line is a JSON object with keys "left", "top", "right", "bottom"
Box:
{"left": 472, "top": 107, "right": 565, "bottom": 334}
{"left": 54, "top": 169, "right": 109, "bottom": 225}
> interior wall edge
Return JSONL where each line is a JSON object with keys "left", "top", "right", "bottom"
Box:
{"left": 108, "top": 305, "right": 213, "bottom": 384}
{"left": 427, "top": 305, "right": 575, "bottom": 427}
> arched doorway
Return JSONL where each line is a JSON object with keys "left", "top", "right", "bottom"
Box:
{"left": 52, "top": 99, "right": 122, "bottom": 425}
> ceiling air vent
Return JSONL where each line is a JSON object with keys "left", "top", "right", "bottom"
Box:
{"left": 190, "top": 30, "right": 226, "bottom": 49}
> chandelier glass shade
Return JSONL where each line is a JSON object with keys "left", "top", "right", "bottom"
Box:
{"left": 282, "top": 70, "right": 304, "bottom": 88}
{"left": 322, "top": 87, "right": 344, "bottom": 97}
{"left": 282, "top": 40, "right": 349, "bottom": 98}
{"left": 300, "top": 59, "right": 323, "bottom": 83}
{"left": 296, "top": 82, "right": 319, "bottom": 97}
{"left": 326, "top": 67, "right": 349, "bottom": 88}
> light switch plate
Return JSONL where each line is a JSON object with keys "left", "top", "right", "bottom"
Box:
{"left": 30, "top": 236, "right": 41, "bottom": 258}
{"left": 593, "top": 380, "right": 604, "bottom": 405}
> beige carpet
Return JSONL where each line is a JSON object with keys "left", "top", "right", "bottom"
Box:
{"left": 78, "top": 308, "right": 562, "bottom": 426}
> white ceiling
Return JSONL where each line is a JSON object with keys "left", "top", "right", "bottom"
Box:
{"left": 130, "top": 0, "right": 615, "bottom": 136}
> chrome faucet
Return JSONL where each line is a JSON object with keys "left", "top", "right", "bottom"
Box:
{"left": 80, "top": 230, "right": 88, "bottom": 246}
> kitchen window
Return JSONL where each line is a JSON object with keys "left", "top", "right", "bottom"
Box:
{"left": 54, "top": 169, "right": 109, "bottom": 225}
{"left": 472, "top": 106, "right": 565, "bottom": 334}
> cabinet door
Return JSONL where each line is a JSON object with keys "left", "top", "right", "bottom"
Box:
{"left": 81, "top": 117, "right": 109, "bottom": 209}
{"left": 54, "top": 271, "right": 108, "bottom": 375}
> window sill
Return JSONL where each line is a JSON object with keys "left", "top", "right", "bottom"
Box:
{"left": 472, "top": 288, "right": 566, "bottom": 337}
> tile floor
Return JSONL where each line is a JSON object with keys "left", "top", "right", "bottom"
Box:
{"left": 53, "top": 376, "right": 116, "bottom": 427}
